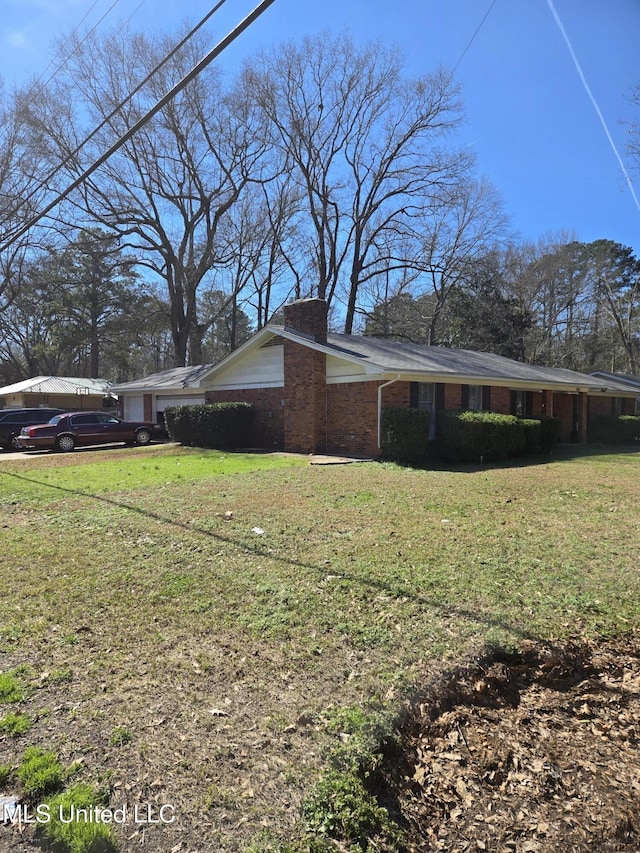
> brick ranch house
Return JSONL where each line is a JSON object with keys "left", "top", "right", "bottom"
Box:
{"left": 111, "top": 298, "right": 637, "bottom": 458}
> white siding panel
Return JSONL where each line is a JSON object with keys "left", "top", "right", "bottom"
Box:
{"left": 209, "top": 344, "right": 284, "bottom": 390}
{"left": 326, "top": 354, "right": 368, "bottom": 383}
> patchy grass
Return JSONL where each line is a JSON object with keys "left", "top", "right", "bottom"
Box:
{"left": 0, "top": 669, "right": 24, "bottom": 704}
{"left": 43, "top": 782, "right": 118, "bottom": 853}
{"left": 0, "top": 444, "right": 638, "bottom": 850}
{"left": 17, "top": 745, "right": 63, "bottom": 797}
{"left": 0, "top": 711, "right": 33, "bottom": 736}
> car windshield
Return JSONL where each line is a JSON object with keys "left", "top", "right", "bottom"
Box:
{"left": 48, "top": 415, "right": 64, "bottom": 425}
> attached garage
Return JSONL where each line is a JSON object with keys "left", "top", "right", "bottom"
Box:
{"left": 110, "top": 365, "right": 213, "bottom": 426}
{"left": 155, "top": 394, "right": 206, "bottom": 426}
{"left": 156, "top": 395, "right": 206, "bottom": 413}
{"left": 123, "top": 395, "right": 145, "bottom": 421}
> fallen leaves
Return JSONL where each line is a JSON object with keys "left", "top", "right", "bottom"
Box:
{"left": 387, "top": 636, "right": 640, "bottom": 852}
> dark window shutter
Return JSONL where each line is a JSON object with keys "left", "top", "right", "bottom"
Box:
{"left": 482, "top": 386, "right": 491, "bottom": 411}
{"left": 510, "top": 390, "right": 517, "bottom": 416}
{"left": 435, "top": 383, "right": 445, "bottom": 411}
{"left": 461, "top": 385, "right": 469, "bottom": 410}
{"left": 409, "top": 382, "right": 419, "bottom": 408}
{"left": 525, "top": 391, "right": 533, "bottom": 417}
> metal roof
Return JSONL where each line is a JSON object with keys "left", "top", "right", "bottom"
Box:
{"left": 0, "top": 376, "right": 111, "bottom": 396}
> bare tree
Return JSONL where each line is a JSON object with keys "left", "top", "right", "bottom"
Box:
{"left": 27, "top": 27, "right": 273, "bottom": 366}
{"left": 414, "top": 177, "right": 507, "bottom": 344}
{"left": 245, "top": 33, "right": 483, "bottom": 332}
{"left": 0, "top": 83, "right": 55, "bottom": 315}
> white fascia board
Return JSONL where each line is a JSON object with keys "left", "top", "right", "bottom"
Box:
{"left": 210, "top": 380, "right": 284, "bottom": 391}
{"left": 380, "top": 369, "right": 615, "bottom": 394}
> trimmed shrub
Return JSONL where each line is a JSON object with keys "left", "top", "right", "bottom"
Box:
{"left": 164, "top": 403, "right": 254, "bottom": 450}
{"left": 538, "top": 416, "right": 561, "bottom": 452}
{"left": 518, "top": 418, "right": 542, "bottom": 455}
{"left": 518, "top": 416, "right": 561, "bottom": 455}
{"left": 437, "top": 410, "right": 526, "bottom": 463}
{"left": 588, "top": 415, "right": 640, "bottom": 444}
{"left": 438, "top": 411, "right": 561, "bottom": 463}
{"left": 380, "top": 408, "right": 430, "bottom": 466}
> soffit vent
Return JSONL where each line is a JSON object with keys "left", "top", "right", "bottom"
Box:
{"left": 259, "top": 336, "right": 284, "bottom": 349}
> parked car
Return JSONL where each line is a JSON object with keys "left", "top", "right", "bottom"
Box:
{"left": 0, "top": 408, "right": 65, "bottom": 451}
{"left": 16, "top": 411, "right": 163, "bottom": 452}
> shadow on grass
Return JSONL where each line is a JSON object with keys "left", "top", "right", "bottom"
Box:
{"left": 1, "top": 467, "right": 542, "bottom": 645}
{"left": 398, "top": 442, "right": 640, "bottom": 474}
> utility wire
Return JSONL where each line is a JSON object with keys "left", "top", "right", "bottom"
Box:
{"left": 454, "top": 0, "right": 498, "bottom": 72}
{"left": 37, "top": 0, "right": 124, "bottom": 94}
{"left": 0, "top": 0, "right": 277, "bottom": 254}
{"left": 3, "top": 0, "right": 229, "bottom": 235}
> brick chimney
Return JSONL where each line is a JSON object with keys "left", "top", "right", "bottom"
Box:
{"left": 282, "top": 298, "right": 327, "bottom": 453}
{"left": 283, "top": 297, "right": 327, "bottom": 344}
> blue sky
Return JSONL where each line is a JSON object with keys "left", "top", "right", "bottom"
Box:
{"left": 1, "top": 0, "right": 639, "bottom": 258}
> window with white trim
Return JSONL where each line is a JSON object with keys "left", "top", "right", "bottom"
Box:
{"left": 467, "top": 385, "right": 482, "bottom": 411}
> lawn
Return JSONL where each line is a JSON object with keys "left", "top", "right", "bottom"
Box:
{"left": 0, "top": 444, "right": 638, "bottom": 852}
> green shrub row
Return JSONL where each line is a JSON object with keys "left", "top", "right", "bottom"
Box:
{"left": 380, "top": 408, "right": 430, "bottom": 466}
{"left": 588, "top": 415, "right": 640, "bottom": 444}
{"left": 164, "top": 402, "right": 254, "bottom": 450}
{"left": 437, "top": 410, "right": 561, "bottom": 464}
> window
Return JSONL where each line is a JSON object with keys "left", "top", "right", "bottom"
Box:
{"left": 412, "top": 382, "right": 436, "bottom": 440}
{"left": 70, "top": 414, "right": 99, "bottom": 426}
{"left": 467, "top": 385, "right": 482, "bottom": 412}
{"left": 417, "top": 383, "right": 435, "bottom": 411}
{"left": 512, "top": 390, "right": 533, "bottom": 418}
{"left": 461, "top": 384, "right": 483, "bottom": 411}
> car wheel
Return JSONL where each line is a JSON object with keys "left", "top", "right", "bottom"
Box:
{"left": 135, "top": 428, "right": 152, "bottom": 446}
{"left": 56, "top": 434, "right": 76, "bottom": 452}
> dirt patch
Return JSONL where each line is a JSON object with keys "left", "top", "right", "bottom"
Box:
{"left": 384, "top": 636, "right": 640, "bottom": 852}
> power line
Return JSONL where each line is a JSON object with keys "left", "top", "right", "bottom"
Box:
{"left": 4, "top": 0, "right": 230, "bottom": 234}
{"left": 454, "top": 0, "right": 498, "bottom": 72}
{"left": 0, "top": 0, "right": 277, "bottom": 255}
{"left": 36, "top": 0, "right": 125, "bottom": 95}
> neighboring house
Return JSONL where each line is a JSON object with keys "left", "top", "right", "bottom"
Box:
{"left": 111, "top": 299, "right": 638, "bottom": 458}
{"left": 591, "top": 372, "right": 640, "bottom": 416}
{"left": 0, "top": 376, "right": 113, "bottom": 412}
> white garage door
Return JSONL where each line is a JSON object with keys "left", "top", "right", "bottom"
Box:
{"left": 156, "top": 395, "right": 206, "bottom": 413}
{"left": 124, "top": 395, "right": 145, "bottom": 421}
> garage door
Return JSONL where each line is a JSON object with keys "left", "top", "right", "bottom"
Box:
{"left": 156, "top": 395, "right": 206, "bottom": 413}
{"left": 124, "top": 395, "right": 145, "bottom": 421}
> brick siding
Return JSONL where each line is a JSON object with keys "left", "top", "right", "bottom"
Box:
{"left": 325, "top": 379, "right": 411, "bottom": 458}
{"left": 208, "top": 387, "right": 285, "bottom": 448}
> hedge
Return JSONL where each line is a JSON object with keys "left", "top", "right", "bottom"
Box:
{"left": 380, "top": 408, "right": 430, "bottom": 465}
{"left": 164, "top": 402, "right": 254, "bottom": 449}
{"left": 588, "top": 415, "right": 640, "bottom": 444}
{"left": 437, "top": 411, "right": 561, "bottom": 463}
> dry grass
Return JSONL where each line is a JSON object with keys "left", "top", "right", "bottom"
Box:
{"left": 0, "top": 444, "right": 638, "bottom": 851}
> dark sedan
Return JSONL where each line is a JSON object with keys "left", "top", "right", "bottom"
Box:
{"left": 16, "top": 411, "right": 163, "bottom": 452}
{"left": 0, "top": 408, "right": 65, "bottom": 451}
